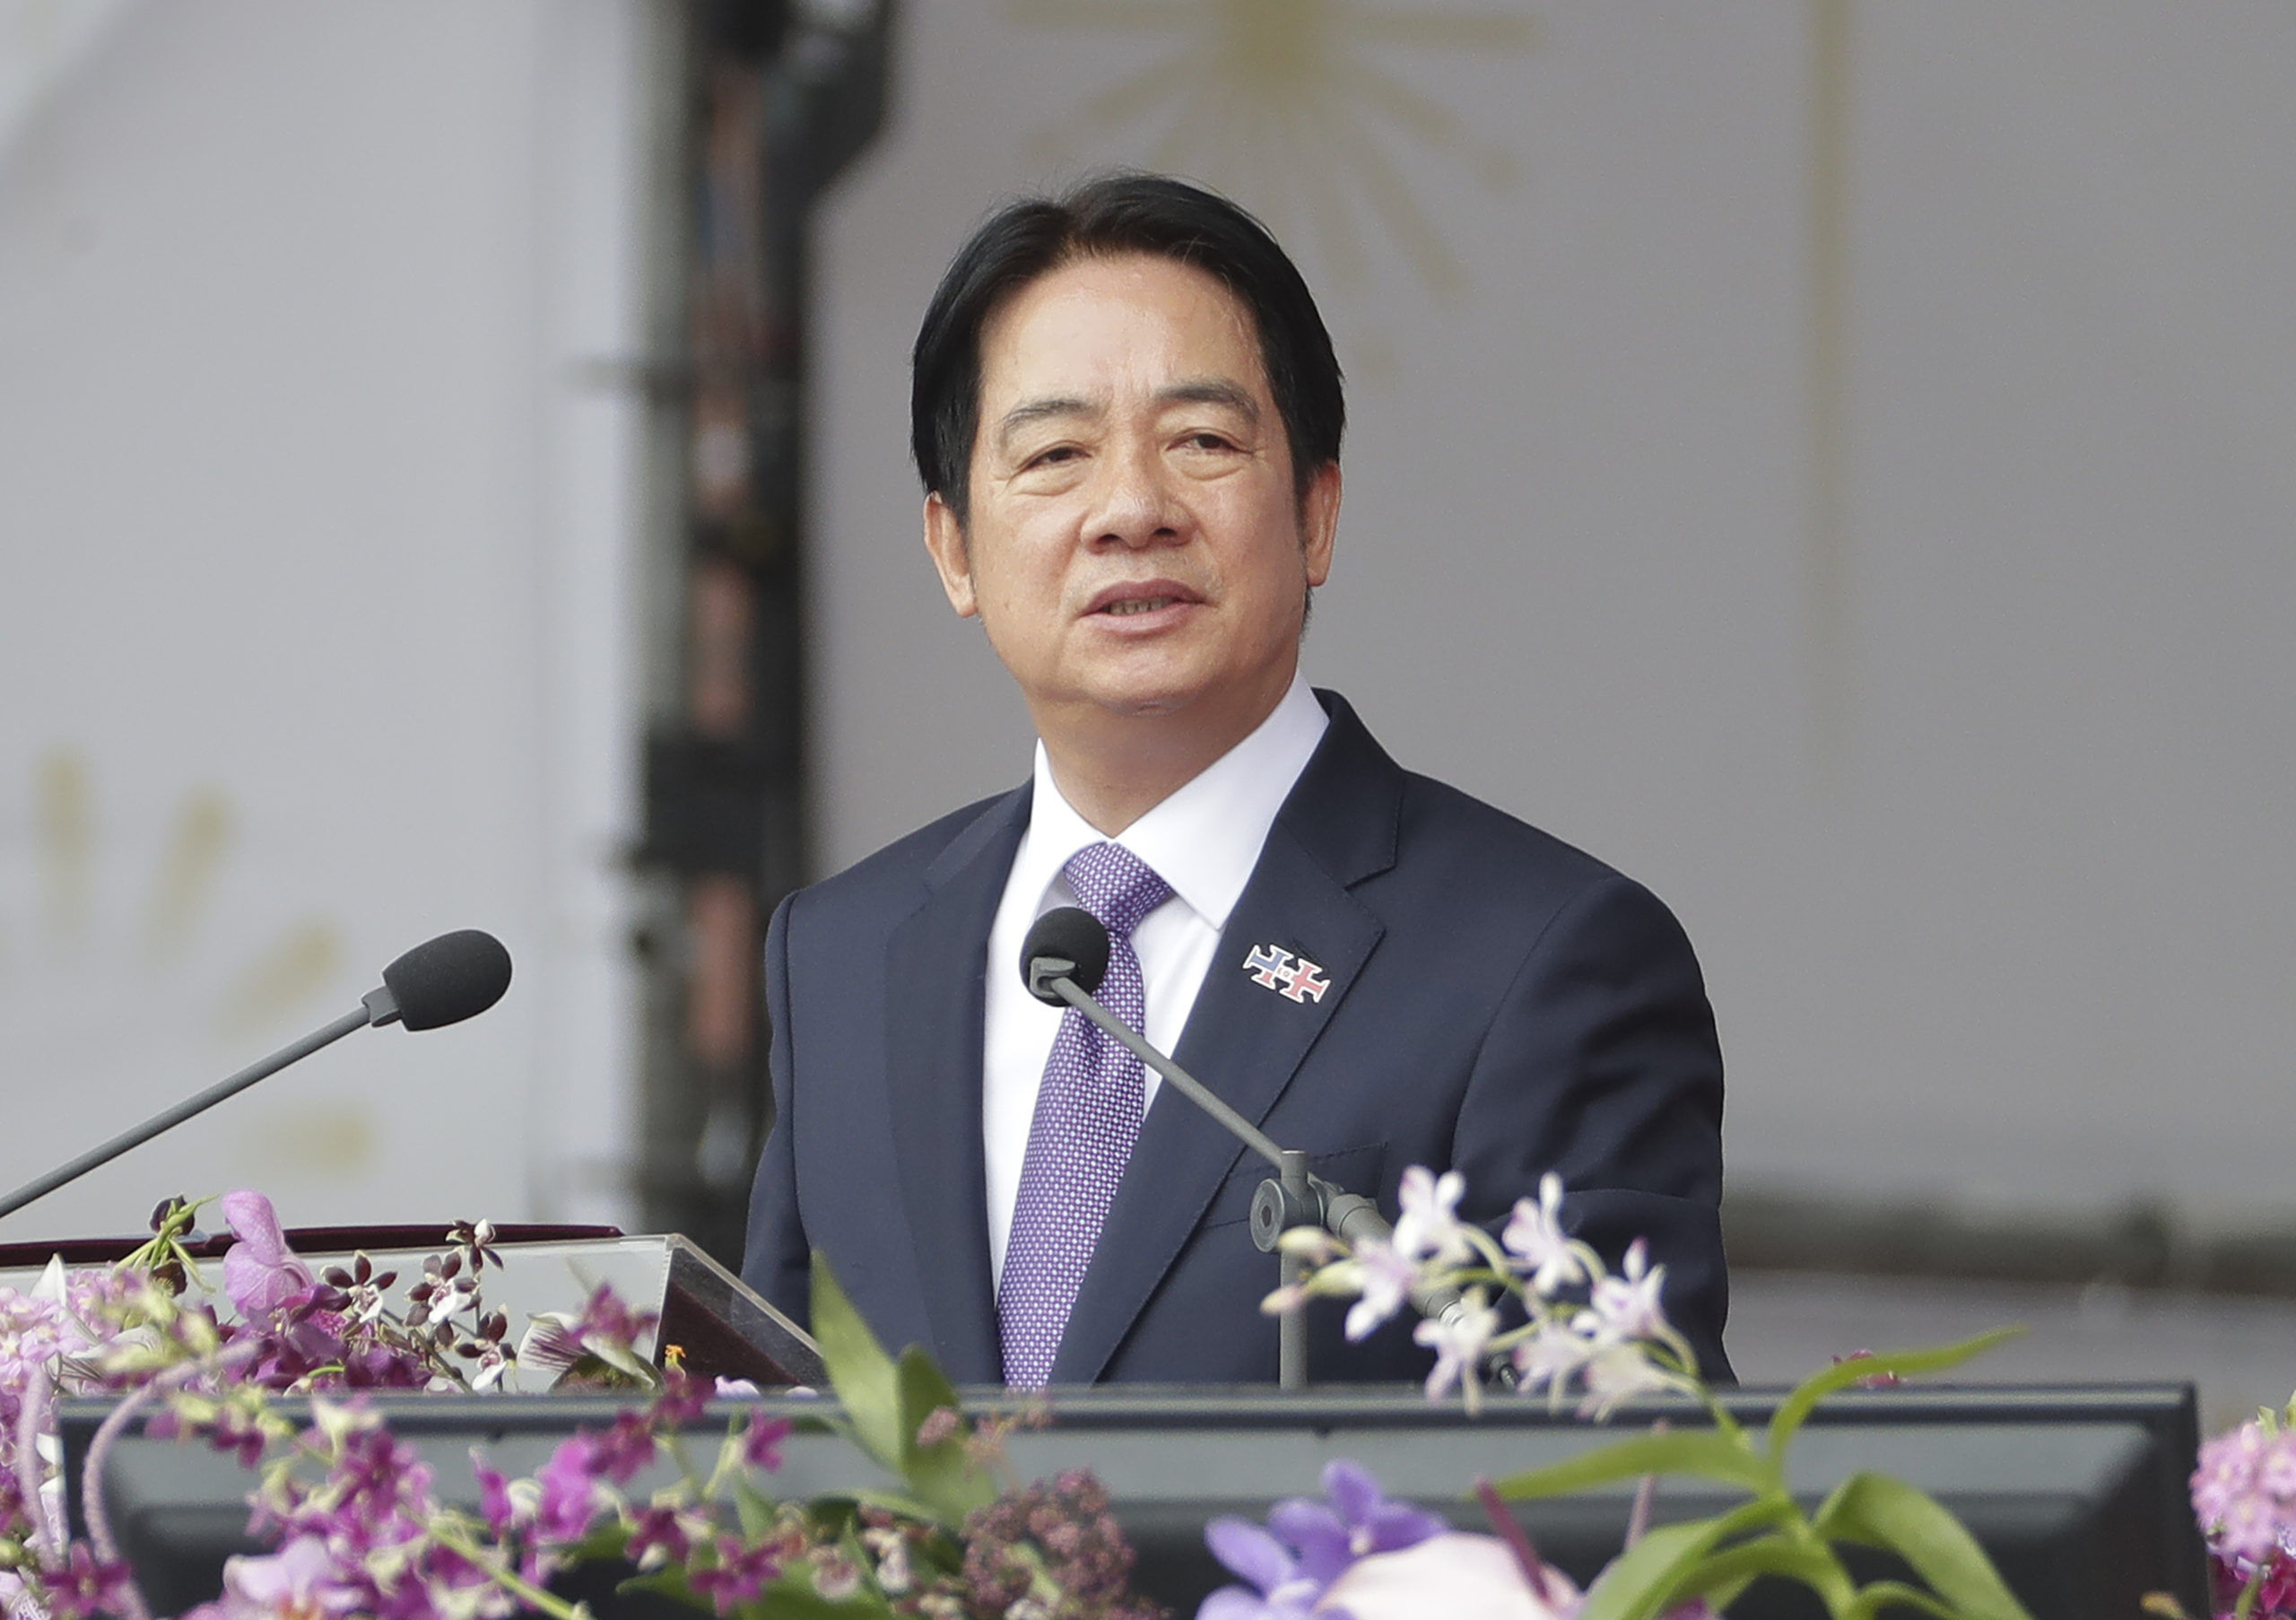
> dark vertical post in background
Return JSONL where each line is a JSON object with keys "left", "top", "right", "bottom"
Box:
{"left": 634, "top": 0, "right": 891, "bottom": 1267}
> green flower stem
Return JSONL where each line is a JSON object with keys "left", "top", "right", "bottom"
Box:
{"left": 658, "top": 1422, "right": 700, "bottom": 1481}
{"left": 1679, "top": 1364, "right": 1744, "bottom": 1443}
{"left": 1778, "top": 1511, "right": 1860, "bottom": 1617}
{"left": 425, "top": 1522, "right": 591, "bottom": 1620}
{"left": 119, "top": 1196, "right": 215, "bottom": 1293}
{"left": 702, "top": 1427, "right": 744, "bottom": 1499}
{"left": 1844, "top": 1578, "right": 1966, "bottom": 1620}
{"left": 2234, "top": 1563, "right": 2265, "bottom": 1620}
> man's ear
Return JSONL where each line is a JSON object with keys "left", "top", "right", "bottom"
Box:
{"left": 1300, "top": 460, "right": 1341, "bottom": 588}
{"left": 922, "top": 492, "right": 980, "bottom": 618}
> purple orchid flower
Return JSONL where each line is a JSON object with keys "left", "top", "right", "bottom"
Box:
{"left": 1198, "top": 1518, "right": 1329, "bottom": 1620}
{"left": 1268, "top": 1459, "right": 1449, "bottom": 1586}
{"left": 43, "top": 1543, "right": 133, "bottom": 1620}
{"left": 472, "top": 1455, "right": 527, "bottom": 1539}
{"left": 743, "top": 1413, "right": 792, "bottom": 1472}
{"left": 592, "top": 1410, "right": 660, "bottom": 1485}
{"left": 219, "top": 1191, "right": 315, "bottom": 1317}
{"left": 195, "top": 1536, "right": 360, "bottom": 1620}
{"left": 535, "top": 1433, "right": 609, "bottom": 1543}
{"left": 626, "top": 1503, "right": 697, "bottom": 1569}
{"left": 690, "top": 1537, "right": 783, "bottom": 1615}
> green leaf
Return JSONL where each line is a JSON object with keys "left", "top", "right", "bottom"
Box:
{"left": 1492, "top": 1427, "right": 1779, "bottom": 1500}
{"left": 895, "top": 1347, "right": 994, "bottom": 1521}
{"left": 614, "top": 1568, "right": 715, "bottom": 1614}
{"left": 894, "top": 1346, "right": 961, "bottom": 1444}
{"left": 808, "top": 1254, "right": 906, "bottom": 1472}
{"left": 565, "top": 1521, "right": 636, "bottom": 1563}
{"left": 1814, "top": 1472, "right": 2034, "bottom": 1620}
{"left": 802, "top": 1497, "right": 862, "bottom": 1538}
{"left": 1767, "top": 1329, "right": 2023, "bottom": 1465}
{"left": 1578, "top": 1498, "right": 1794, "bottom": 1620}
{"left": 1659, "top": 1533, "right": 1849, "bottom": 1614}
{"left": 1580, "top": 1520, "right": 1733, "bottom": 1620}
{"left": 745, "top": 1572, "right": 897, "bottom": 1619}
{"left": 847, "top": 1486, "right": 947, "bottom": 1522}
{"left": 732, "top": 1474, "right": 779, "bottom": 1540}
{"left": 1844, "top": 1580, "right": 1968, "bottom": 1620}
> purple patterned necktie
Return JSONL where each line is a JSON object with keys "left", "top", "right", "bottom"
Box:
{"left": 997, "top": 840, "right": 1172, "bottom": 1389}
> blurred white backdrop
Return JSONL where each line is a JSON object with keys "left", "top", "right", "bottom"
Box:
{"left": 805, "top": 1, "right": 2296, "bottom": 1226}
{"left": 0, "top": 0, "right": 657, "bottom": 1237}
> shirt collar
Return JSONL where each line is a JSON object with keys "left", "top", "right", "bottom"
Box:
{"left": 1018, "top": 672, "right": 1329, "bottom": 930}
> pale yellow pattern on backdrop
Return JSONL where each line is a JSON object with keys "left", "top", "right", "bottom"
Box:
{"left": 4, "top": 749, "right": 344, "bottom": 1037}
{"left": 1010, "top": 0, "right": 1535, "bottom": 319}
{"left": 1013, "top": 1, "right": 1859, "bottom": 753}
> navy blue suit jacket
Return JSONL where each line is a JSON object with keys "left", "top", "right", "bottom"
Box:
{"left": 742, "top": 692, "right": 1730, "bottom": 1385}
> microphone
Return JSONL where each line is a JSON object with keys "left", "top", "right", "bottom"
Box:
{"left": 362, "top": 928, "right": 514, "bottom": 1032}
{"left": 1021, "top": 910, "right": 1461, "bottom": 1389}
{"left": 1021, "top": 906, "right": 1110, "bottom": 1002}
{"left": 1022, "top": 908, "right": 1284, "bottom": 1170}
{"left": 0, "top": 929, "right": 514, "bottom": 1224}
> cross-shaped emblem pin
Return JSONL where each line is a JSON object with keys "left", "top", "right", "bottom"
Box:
{"left": 1242, "top": 944, "right": 1292, "bottom": 989}
{"left": 1241, "top": 944, "right": 1329, "bottom": 1004}
{"left": 1274, "top": 955, "right": 1330, "bottom": 1004}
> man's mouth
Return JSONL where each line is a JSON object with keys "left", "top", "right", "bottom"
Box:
{"left": 1087, "top": 581, "right": 1201, "bottom": 617}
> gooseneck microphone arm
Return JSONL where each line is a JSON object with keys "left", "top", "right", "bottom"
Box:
{"left": 1038, "top": 976, "right": 1288, "bottom": 1171}
{"left": 0, "top": 928, "right": 513, "bottom": 1225}
{"left": 0, "top": 1006, "right": 376, "bottom": 1222}
{"left": 1022, "top": 908, "right": 1459, "bottom": 1390}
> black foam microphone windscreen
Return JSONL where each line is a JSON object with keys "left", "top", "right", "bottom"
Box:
{"left": 380, "top": 929, "right": 514, "bottom": 1032}
{"left": 1022, "top": 906, "right": 1110, "bottom": 1004}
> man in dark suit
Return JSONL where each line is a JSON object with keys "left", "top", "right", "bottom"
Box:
{"left": 744, "top": 174, "right": 1728, "bottom": 1387}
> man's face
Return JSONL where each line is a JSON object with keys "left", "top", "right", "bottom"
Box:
{"left": 924, "top": 253, "right": 1339, "bottom": 742}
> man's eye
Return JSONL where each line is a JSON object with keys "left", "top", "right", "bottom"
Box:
{"left": 1182, "top": 432, "right": 1236, "bottom": 452}
{"left": 1025, "top": 445, "right": 1082, "bottom": 468}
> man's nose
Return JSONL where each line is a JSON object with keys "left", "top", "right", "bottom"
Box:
{"left": 1087, "top": 440, "right": 1186, "bottom": 548}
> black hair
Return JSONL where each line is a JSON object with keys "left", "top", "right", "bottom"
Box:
{"left": 909, "top": 173, "right": 1344, "bottom": 518}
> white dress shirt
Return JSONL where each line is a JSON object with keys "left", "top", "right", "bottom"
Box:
{"left": 982, "top": 673, "right": 1330, "bottom": 1287}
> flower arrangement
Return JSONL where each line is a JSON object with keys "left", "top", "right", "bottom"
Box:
{"left": 0, "top": 1192, "right": 1169, "bottom": 1620}
{"left": 2188, "top": 1393, "right": 2296, "bottom": 1620}
{"left": 1263, "top": 1167, "right": 2035, "bottom": 1620}
{"left": 0, "top": 1191, "right": 537, "bottom": 1620}
{"left": 0, "top": 1170, "right": 2209, "bottom": 1620}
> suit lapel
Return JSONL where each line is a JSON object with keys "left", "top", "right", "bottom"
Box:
{"left": 883, "top": 788, "right": 1029, "bottom": 1385}
{"left": 1051, "top": 694, "right": 1404, "bottom": 1383}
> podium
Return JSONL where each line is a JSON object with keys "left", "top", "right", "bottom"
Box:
{"left": 61, "top": 1381, "right": 2207, "bottom": 1620}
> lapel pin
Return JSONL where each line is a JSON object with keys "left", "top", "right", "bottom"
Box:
{"left": 1241, "top": 945, "right": 1330, "bottom": 1005}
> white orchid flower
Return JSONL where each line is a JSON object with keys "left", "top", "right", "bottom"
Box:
{"left": 1510, "top": 1315, "right": 1598, "bottom": 1408}
{"left": 1390, "top": 1166, "right": 1474, "bottom": 1268}
{"left": 1344, "top": 1237, "right": 1420, "bottom": 1342}
{"left": 1578, "top": 1337, "right": 1682, "bottom": 1419}
{"left": 1413, "top": 1291, "right": 1500, "bottom": 1413}
{"left": 1500, "top": 1173, "right": 1589, "bottom": 1298}
{"left": 1587, "top": 1239, "right": 1668, "bottom": 1344}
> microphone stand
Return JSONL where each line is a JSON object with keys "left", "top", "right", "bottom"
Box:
{"left": 1035, "top": 968, "right": 1459, "bottom": 1389}
{"left": 0, "top": 1004, "right": 381, "bottom": 1223}
{"left": 0, "top": 939, "right": 470, "bottom": 1225}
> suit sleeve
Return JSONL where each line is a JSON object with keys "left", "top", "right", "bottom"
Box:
{"left": 742, "top": 889, "right": 813, "bottom": 1330}
{"left": 1452, "top": 871, "right": 1733, "bottom": 1382}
